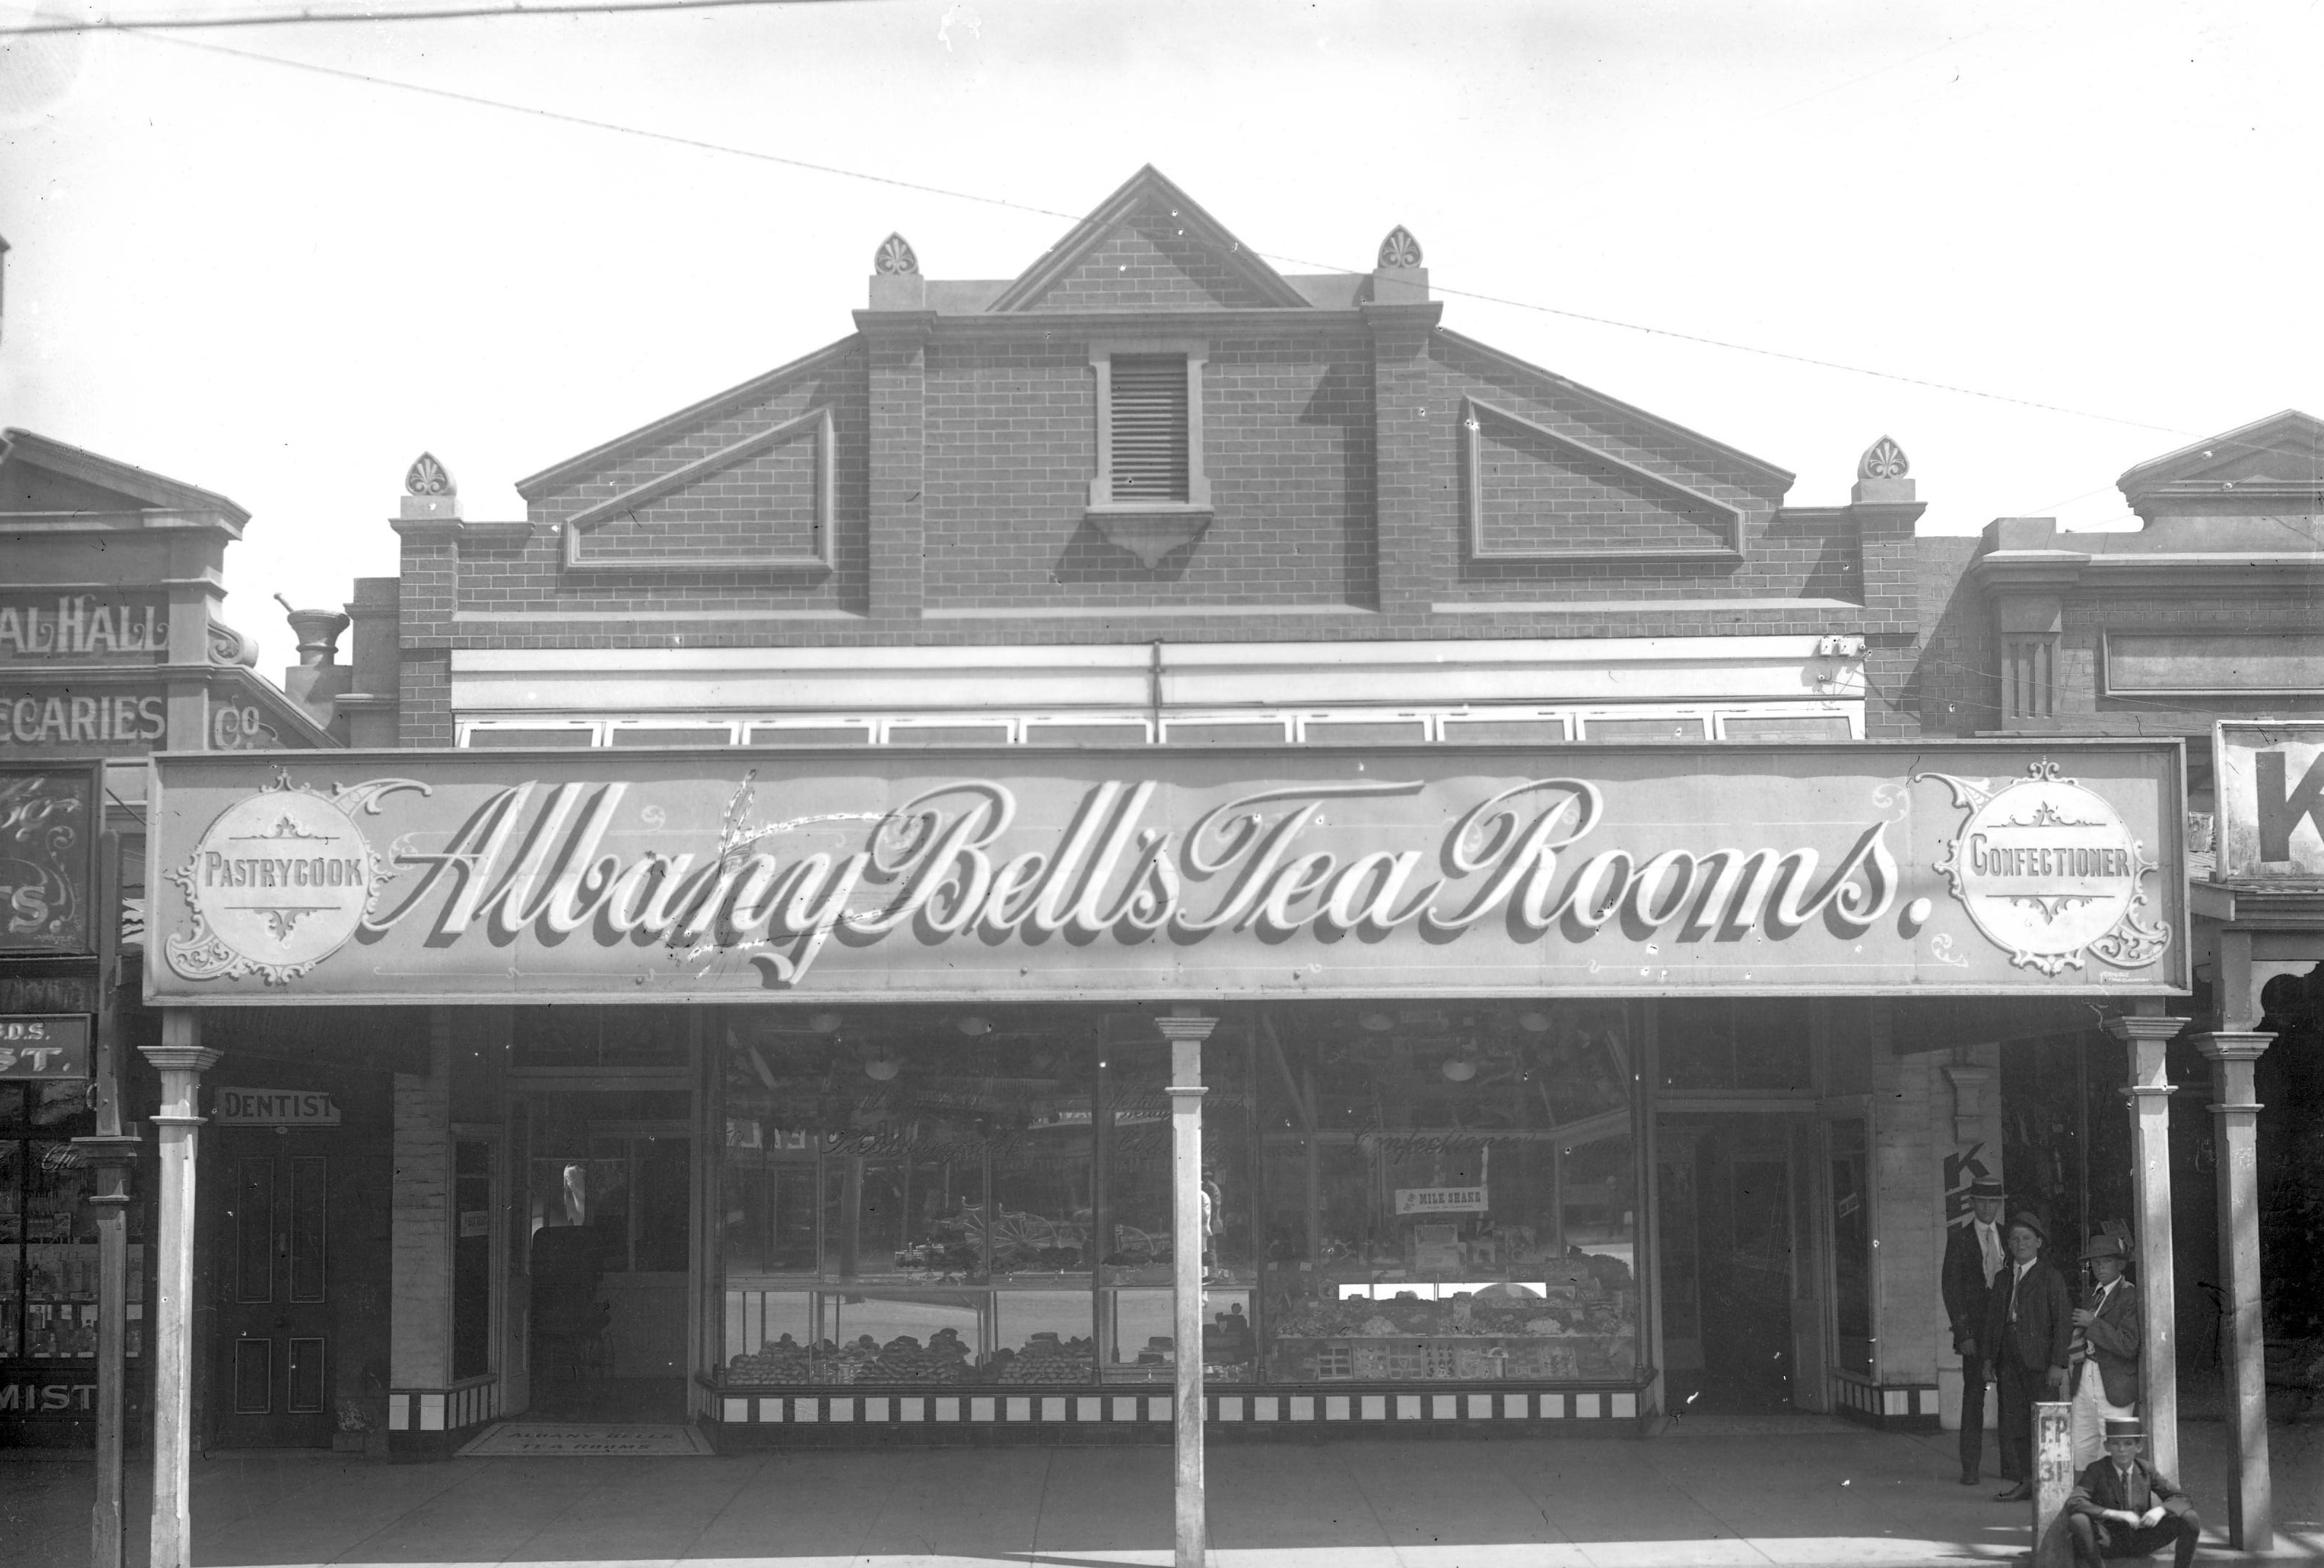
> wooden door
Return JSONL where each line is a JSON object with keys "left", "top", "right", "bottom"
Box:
{"left": 212, "top": 1132, "right": 335, "bottom": 1446}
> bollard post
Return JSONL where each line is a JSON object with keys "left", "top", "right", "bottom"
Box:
{"left": 2032, "top": 1399, "right": 2075, "bottom": 1567}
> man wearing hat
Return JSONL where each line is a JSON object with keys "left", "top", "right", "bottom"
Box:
{"left": 2066, "top": 1416, "right": 2201, "bottom": 1566}
{"left": 1983, "top": 1209, "right": 2072, "bottom": 1501}
{"left": 2070, "top": 1231, "right": 2142, "bottom": 1467}
{"left": 1941, "top": 1176, "right": 2010, "bottom": 1484}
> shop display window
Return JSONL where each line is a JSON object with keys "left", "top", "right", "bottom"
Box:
{"left": 1094, "top": 1037, "right": 1254, "bottom": 1382}
{"left": 714, "top": 1004, "right": 1642, "bottom": 1391}
{"left": 1258, "top": 1003, "right": 1641, "bottom": 1384}
{"left": 0, "top": 1085, "right": 144, "bottom": 1365}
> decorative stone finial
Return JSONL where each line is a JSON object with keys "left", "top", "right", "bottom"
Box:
{"left": 406, "top": 452, "right": 455, "bottom": 497}
{"left": 1850, "top": 435, "right": 1916, "bottom": 506}
{"left": 397, "top": 452, "right": 462, "bottom": 523}
{"left": 874, "top": 233, "right": 919, "bottom": 276}
{"left": 1377, "top": 225, "right": 1423, "bottom": 271}
{"left": 1859, "top": 436, "right": 1908, "bottom": 482}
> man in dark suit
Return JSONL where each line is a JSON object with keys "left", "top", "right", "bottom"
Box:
{"left": 1941, "top": 1176, "right": 2009, "bottom": 1484}
{"left": 2066, "top": 1416, "right": 2201, "bottom": 1566}
{"left": 1985, "top": 1209, "right": 2072, "bottom": 1502}
{"left": 2070, "top": 1232, "right": 2141, "bottom": 1466}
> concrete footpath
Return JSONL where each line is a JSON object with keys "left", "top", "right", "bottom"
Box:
{"left": 6, "top": 1417, "right": 2319, "bottom": 1568}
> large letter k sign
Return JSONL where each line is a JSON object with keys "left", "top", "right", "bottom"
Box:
{"left": 2256, "top": 749, "right": 2324, "bottom": 862}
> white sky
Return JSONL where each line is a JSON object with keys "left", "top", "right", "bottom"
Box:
{"left": 2, "top": 0, "right": 2318, "bottom": 679}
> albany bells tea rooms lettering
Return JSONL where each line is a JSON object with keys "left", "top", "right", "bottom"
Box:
{"left": 145, "top": 744, "right": 2187, "bottom": 1005}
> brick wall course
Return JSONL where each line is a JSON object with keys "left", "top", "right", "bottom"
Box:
{"left": 398, "top": 652, "right": 452, "bottom": 747}
{"left": 513, "top": 344, "right": 870, "bottom": 617}
{"left": 1916, "top": 537, "right": 1991, "bottom": 735}
{"left": 404, "top": 281, "right": 1907, "bottom": 658}
{"left": 919, "top": 332, "right": 1373, "bottom": 610}
{"left": 1023, "top": 201, "right": 1282, "bottom": 312}
{"left": 1421, "top": 337, "right": 1850, "bottom": 609}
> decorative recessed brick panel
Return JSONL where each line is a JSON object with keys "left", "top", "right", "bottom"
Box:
{"left": 564, "top": 409, "right": 833, "bottom": 573}
{"left": 1464, "top": 398, "right": 1742, "bottom": 563}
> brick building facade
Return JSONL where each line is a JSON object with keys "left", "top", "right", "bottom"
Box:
{"left": 136, "top": 169, "right": 2207, "bottom": 1463}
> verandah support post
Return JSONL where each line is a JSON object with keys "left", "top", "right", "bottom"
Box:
{"left": 2191, "top": 1028, "right": 2274, "bottom": 1551}
{"left": 1159, "top": 1008, "right": 1217, "bottom": 1568}
{"left": 74, "top": 833, "right": 139, "bottom": 1568}
{"left": 2103, "top": 1009, "right": 2183, "bottom": 1482}
{"left": 141, "top": 1010, "right": 220, "bottom": 1568}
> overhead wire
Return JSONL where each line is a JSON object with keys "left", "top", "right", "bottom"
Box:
{"left": 119, "top": 27, "right": 2213, "bottom": 449}
{"left": 4, "top": 0, "right": 868, "bottom": 33}
{"left": 126, "top": 28, "right": 1083, "bottom": 223}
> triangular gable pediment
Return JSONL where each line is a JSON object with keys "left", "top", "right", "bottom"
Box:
{"left": 988, "top": 166, "right": 1310, "bottom": 313}
{"left": 2118, "top": 409, "right": 2324, "bottom": 503}
{"left": 1, "top": 428, "right": 250, "bottom": 528}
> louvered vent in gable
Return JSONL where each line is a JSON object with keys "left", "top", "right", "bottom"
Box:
{"left": 1109, "top": 355, "right": 1190, "bottom": 502}
{"left": 1084, "top": 340, "right": 1213, "bottom": 565}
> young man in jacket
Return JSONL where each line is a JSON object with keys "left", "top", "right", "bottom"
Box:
{"left": 2066, "top": 1416, "right": 2201, "bottom": 1566}
{"left": 1985, "top": 1210, "right": 2072, "bottom": 1502}
{"left": 2069, "top": 1232, "right": 2141, "bottom": 1467}
{"left": 1941, "top": 1176, "right": 2010, "bottom": 1484}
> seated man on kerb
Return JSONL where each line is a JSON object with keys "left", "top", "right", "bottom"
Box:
{"left": 2066, "top": 1416, "right": 2201, "bottom": 1568}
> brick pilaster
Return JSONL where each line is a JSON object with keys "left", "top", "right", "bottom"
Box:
{"left": 1870, "top": 1030, "right": 1944, "bottom": 1386}
{"left": 1362, "top": 300, "right": 1444, "bottom": 622}
{"left": 390, "top": 1011, "right": 453, "bottom": 1388}
{"left": 390, "top": 514, "right": 460, "bottom": 746}
{"left": 857, "top": 309, "right": 935, "bottom": 626}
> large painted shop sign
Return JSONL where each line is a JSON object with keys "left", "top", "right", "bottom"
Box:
{"left": 2214, "top": 721, "right": 2324, "bottom": 881}
{"left": 144, "top": 741, "right": 2188, "bottom": 1005}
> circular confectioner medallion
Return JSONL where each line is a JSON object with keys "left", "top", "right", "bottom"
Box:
{"left": 1916, "top": 762, "right": 2167, "bottom": 976}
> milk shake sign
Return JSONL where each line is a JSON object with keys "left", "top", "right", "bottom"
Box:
{"left": 146, "top": 743, "right": 2186, "bottom": 1004}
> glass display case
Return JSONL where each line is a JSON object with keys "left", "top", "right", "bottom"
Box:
{"left": 714, "top": 1003, "right": 1644, "bottom": 1394}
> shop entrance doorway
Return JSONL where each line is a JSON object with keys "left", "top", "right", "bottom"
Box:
{"left": 1657, "top": 1113, "right": 1818, "bottom": 1416}
{"left": 517, "top": 1090, "right": 694, "bottom": 1422}
{"left": 212, "top": 1128, "right": 336, "bottom": 1448}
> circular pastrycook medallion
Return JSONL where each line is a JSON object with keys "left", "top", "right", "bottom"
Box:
{"left": 166, "top": 783, "right": 380, "bottom": 985}
{"left": 1921, "top": 762, "right": 2164, "bottom": 976}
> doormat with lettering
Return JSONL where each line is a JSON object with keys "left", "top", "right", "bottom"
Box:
{"left": 456, "top": 1421, "right": 715, "bottom": 1457}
